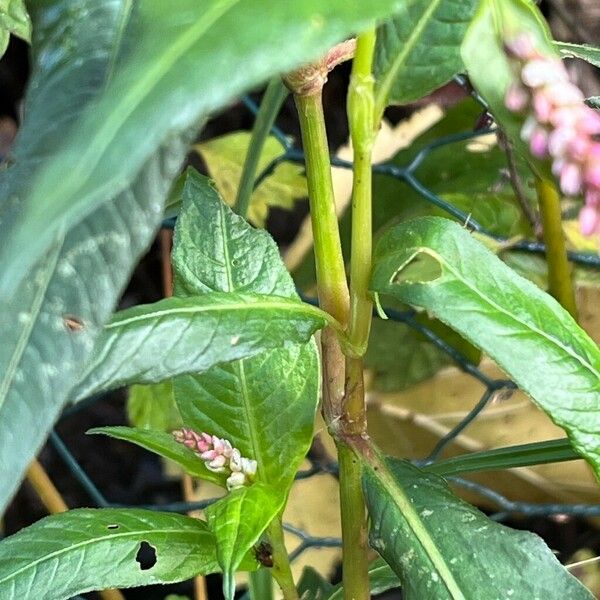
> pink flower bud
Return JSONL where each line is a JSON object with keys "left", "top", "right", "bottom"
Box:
{"left": 207, "top": 454, "right": 228, "bottom": 472}
{"left": 530, "top": 127, "right": 549, "bottom": 158}
{"left": 544, "top": 82, "right": 584, "bottom": 106}
{"left": 532, "top": 90, "right": 554, "bottom": 123}
{"left": 505, "top": 84, "right": 529, "bottom": 112}
{"left": 585, "top": 188, "right": 600, "bottom": 207}
{"left": 200, "top": 449, "right": 219, "bottom": 461}
{"left": 521, "top": 58, "right": 565, "bottom": 87}
{"left": 560, "top": 162, "right": 583, "bottom": 196}
{"left": 505, "top": 34, "right": 537, "bottom": 60}
{"left": 584, "top": 159, "right": 600, "bottom": 188}
{"left": 241, "top": 458, "right": 258, "bottom": 477}
{"left": 579, "top": 204, "right": 600, "bottom": 235}
{"left": 229, "top": 449, "right": 243, "bottom": 472}
{"left": 226, "top": 472, "right": 247, "bottom": 490}
{"left": 547, "top": 126, "right": 576, "bottom": 158}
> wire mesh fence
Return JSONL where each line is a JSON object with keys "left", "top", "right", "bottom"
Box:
{"left": 44, "top": 81, "right": 600, "bottom": 583}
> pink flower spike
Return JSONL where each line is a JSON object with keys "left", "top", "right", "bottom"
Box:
{"left": 530, "top": 127, "right": 549, "bottom": 158}
{"left": 560, "top": 162, "right": 583, "bottom": 196}
{"left": 579, "top": 204, "right": 600, "bottom": 236}
{"left": 505, "top": 84, "right": 529, "bottom": 112}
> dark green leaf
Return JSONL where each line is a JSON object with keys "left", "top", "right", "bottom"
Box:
{"left": 586, "top": 96, "right": 600, "bottom": 109}
{"left": 71, "top": 293, "right": 326, "bottom": 401}
{"left": 0, "top": 509, "right": 222, "bottom": 599}
{"left": 0, "top": 0, "right": 193, "bottom": 514}
{"left": 170, "top": 172, "right": 321, "bottom": 595}
{"left": 371, "top": 217, "right": 600, "bottom": 477}
{"left": 127, "top": 381, "right": 181, "bottom": 431}
{"left": 374, "top": 0, "right": 478, "bottom": 113}
{"left": 206, "top": 484, "right": 282, "bottom": 600}
{"left": 363, "top": 453, "right": 592, "bottom": 599}
{"left": 426, "top": 438, "right": 580, "bottom": 477}
{"left": 0, "top": 0, "right": 30, "bottom": 55}
{"left": 0, "top": 0, "right": 406, "bottom": 295}
{"left": 88, "top": 426, "right": 226, "bottom": 486}
{"left": 557, "top": 42, "right": 600, "bottom": 68}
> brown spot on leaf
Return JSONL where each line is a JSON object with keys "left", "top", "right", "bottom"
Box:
{"left": 63, "top": 316, "right": 85, "bottom": 332}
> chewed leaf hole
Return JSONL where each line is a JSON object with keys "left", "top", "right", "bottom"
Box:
{"left": 107, "top": 524, "right": 119, "bottom": 530}
{"left": 393, "top": 252, "right": 442, "bottom": 285}
{"left": 135, "top": 541, "right": 157, "bottom": 571}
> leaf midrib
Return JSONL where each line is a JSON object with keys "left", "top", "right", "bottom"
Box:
{"left": 0, "top": 524, "right": 208, "bottom": 586}
{"left": 105, "top": 297, "right": 323, "bottom": 330}
{"left": 369, "top": 460, "right": 466, "bottom": 599}
{"left": 375, "top": 0, "right": 442, "bottom": 116}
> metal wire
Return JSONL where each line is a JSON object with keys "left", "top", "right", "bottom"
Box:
{"left": 48, "top": 88, "right": 600, "bottom": 586}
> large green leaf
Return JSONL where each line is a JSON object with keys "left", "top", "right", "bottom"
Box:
{"left": 0, "top": 0, "right": 30, "bottom": 55}
{"left": 0, "top": 0, "right": 402, "bottom": 513}
{"left": 374, "top": 0, "right": 478, "bottom": 114}
{"left": 88, "top": 426, "right": 226, "bottom": 486}
{"left": 206, "top": 484, "right": 283, "bottom": 600}
{"left": 0, "top": 508, "right": 227, "bottom": 599}
{"left": 71, "top": 293, "right": 326, "bottom": 401}
{"left": 171, "top": 172, "right": 320, "bottom": 594}
{"left": 0, "top": 0, "right": 194, "bottom": 515}
{"left": 363, "top": 454, "right": 592, "bottom": 598}
{"left": 0, "top": 0, "right": 405, "bottom": 295}
{"left": 371, "top": 216, "right": 600, "bottom": 477}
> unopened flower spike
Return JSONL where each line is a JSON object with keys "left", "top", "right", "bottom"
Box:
{"left": 172, "top": 428, "right": 258, "bottom": 490}
{"left": 503, "top": 33, "right": 600, "bottom": 236}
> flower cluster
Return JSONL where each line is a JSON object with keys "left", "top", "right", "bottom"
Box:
{"left": 173, "top": 428, "right": 257, "bottom": 491}
{"left": 504, "top": 34, "right": 600, "bottom": 235}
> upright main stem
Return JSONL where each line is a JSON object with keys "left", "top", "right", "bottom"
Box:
{"left": 536, "top": 178, "right": 578, "bottom": 319}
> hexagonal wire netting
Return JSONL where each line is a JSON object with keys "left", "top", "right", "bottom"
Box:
{"left": 44, "top": 77, "right": 600, "bottom": 593}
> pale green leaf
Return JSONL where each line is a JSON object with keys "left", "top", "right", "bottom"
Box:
{"left": 206, "top": 484, "right": 283, "bottom": 600}
{"left": 371, "top": 216, "right": 600, "bottom": 477}
{"left": 363, "top": 453, "right": 592, "bottom": 599}
{"left": 0, "top": 0, "right": 31, "bottom": 55}
{"left": 0, "top": 509, "right": 223, "bottom": 599}
{"left": 195, "top": 132, "right": 307, "bottom": 227}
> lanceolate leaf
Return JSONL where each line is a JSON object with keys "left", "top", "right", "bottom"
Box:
{"left": 205, "top": 484, "right": 283, "bottom": 600}
{"left": 88, "top": 426, "right": 226, "bottom": 486}
{"left": 0, "top": 509, "right": 225, "bottom": 599}
{"left": 371, "top": 217, "right": 600, "bottom": 477}
{"left": 374, "top": 0, "right": 478, "bottom": 114}
{"left": 0, "top": 0, "right": 193, "bottom": 515}
{"left": 71, "top": 293, "right": 326, "bottom": 401}
{"left": 171, "top": 172, "right": 320, "bottom": 593}
{"left": 557, "top": 42, "right": 600, "bottom": 68}
{"left": 362, "top": 452, "right": 592, "bottom": 599}
{"left": 127, "top": 381, "right": 181, "bottom": 432}
{"left": 0, "top": 0, "right": 405, "bottom": 295}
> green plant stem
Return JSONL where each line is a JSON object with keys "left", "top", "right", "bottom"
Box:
{"left": 294, "top": 91, "right": 350, "bottom": 324}
{"left": 267, "top": 518, "right": 298, "bottom": 600}
{"left": 348, "top": 30, "right": 376, "bottom": 353}
{"left": 536, "top": 178, "right": 578, "bottom": 319}
{"left": 235, "top": 78, "right": 288, "bottom": 219}
{"left": 249, "top": 569, "right": 274, "bottom": 600}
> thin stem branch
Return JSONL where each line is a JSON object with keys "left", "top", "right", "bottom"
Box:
{"left": 236, "top": 78, "right": 288, "bottom": 219}
{"left": 294, "top": 91, "right": 350, "bottom": 324}
{"left": 26, "top": 460, "right": 125, "bottom": 600}
{"left": 267, "top": 518, "right": 299, "bottom": 600}
{"left": 536, "top": 178, "right": 578, "bottom": 319}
